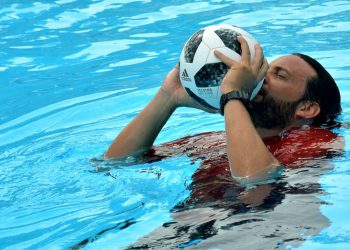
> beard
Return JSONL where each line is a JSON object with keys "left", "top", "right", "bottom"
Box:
{"left": 245, "top": 92, "right": 301, "bottom": 130}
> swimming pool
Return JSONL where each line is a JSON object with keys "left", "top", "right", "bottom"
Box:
{"left": 1, "top": 0, "right": 350, "bottom": 249}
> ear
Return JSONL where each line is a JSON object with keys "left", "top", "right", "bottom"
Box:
{"left": 294, "top": 101, "right": 320, "bottom": 120}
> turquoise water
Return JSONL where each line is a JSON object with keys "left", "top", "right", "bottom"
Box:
{"left": 1, "top": 0, "right": 350, "bottom": 249}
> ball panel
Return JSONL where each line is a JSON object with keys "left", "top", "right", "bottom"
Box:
{"left": 206, "top": 47, "right": 241, "bottom": 64}
{"left": 184, "top": 29, "right": 204, "bottom": 63}
{"left": 179, "top": 67, "right": 193, "bottom": 88}
{"left": 201, "top": 28, "right": 225, "bottom": 49}
{"left": 205, "top": 97, "right": 220, "bottom": 110}
{"left": 192, "top": 42, "right": 211, "bottom": 72}
{"left": 180, "top": 42, "right": 210, "bottom": 91}
{"left": 184, "top": 87, "right": 219, "bottom": 111}
{"left": 194, "top": 62, "right": 228, "bottom": 88}
{"left": 214, "top": 28, "right": 241, "bottom": 55}
{"left": 196, "top": 86, "right": 219, "bottom": 104}
{"left": 250, "top": 79, "right": 264, "bottom": 101}
{"left": 225, "top": 24, "right": 255, "bottom": 41}
{"left": 219, "top": 25, "right": 258, "bottom": 60}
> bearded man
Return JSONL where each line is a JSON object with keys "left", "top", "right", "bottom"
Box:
{"left": 104, "top": 36, "right": 342, "bottom": 186}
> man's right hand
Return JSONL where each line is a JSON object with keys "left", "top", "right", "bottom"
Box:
{"left": 105, "top": 63, "right": 215, "bottom": 159}
{"left": 160, "top": 64, "right": 216, "bottom": 113}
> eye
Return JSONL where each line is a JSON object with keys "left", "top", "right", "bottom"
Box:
{"left": 274, "top": 71, "right": 287, "bottom": 80}
{"left": 277, "top": 74, "right": 286, "bottom": 80}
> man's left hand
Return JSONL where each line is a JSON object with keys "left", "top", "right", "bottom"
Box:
{"left": 214, "top": 36, "right": 268, "bottom": 95}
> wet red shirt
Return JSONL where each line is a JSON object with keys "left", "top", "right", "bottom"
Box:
{"left": 150, "top": 127, "right": 339, "bottom": 176}
{"left": 145, "top": 127, "right": 341, "bottom": 205}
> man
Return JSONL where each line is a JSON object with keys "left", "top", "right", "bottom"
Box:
{"left": 97, "top": 37, "right": 343, "bottom": 249}
{"left": 104, "top": 36, "right": 341, "bottom": 185}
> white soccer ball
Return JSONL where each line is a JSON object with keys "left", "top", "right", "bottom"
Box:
{"left": 179, "top": 24, "right": 263, "bottom": 112}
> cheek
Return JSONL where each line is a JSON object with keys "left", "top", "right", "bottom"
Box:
{"left": 267, "top": 82, "right": 304, "bottom": 103}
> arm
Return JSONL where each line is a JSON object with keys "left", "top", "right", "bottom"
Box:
{"left": 104, "top": 88, "right": 175, "bottom": 159}
{"left": 224, "top": 100, "right": 280, "bottom": 179}
{"left": 215, "top": 37, "right": 280, "bottom": 181}
{"left": 105, "top": 65, "right": 210, "bottom": 159}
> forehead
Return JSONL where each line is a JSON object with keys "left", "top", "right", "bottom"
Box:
{"left": 270, "top": 55, "right": 317, "bottom": 79}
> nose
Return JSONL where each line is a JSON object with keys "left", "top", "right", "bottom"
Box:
{"left": 263, "top": 71, "right": 270, "bottom": 85}
{"left": 260, "top": 73, "right": 270, "bottom": 95}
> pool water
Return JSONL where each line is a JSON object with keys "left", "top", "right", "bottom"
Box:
{"left": 1, "top": 0, "right": 350, "bottom": 249}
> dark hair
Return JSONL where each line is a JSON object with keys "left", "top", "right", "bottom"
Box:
{"left": 293, "top": 53, "right": 341, "bottom": 127}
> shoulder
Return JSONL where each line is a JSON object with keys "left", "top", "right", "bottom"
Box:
{"left": 264, "top": 126, "right": 343, "bottom": 167}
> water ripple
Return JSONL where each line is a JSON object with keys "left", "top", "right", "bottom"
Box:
{"left": 0, "top": 89, "right": 141, "bottom": 152}
{"left": 1, "top": 0, "right": 350, "bottom": 249}
{"left": 65, "top": 39, "right": 146, "bottom": 60}
{"left": 0, "top": 3, "right": 54, "bottom": 21}
{"left": 119, "top": 2, "right": 228, "bottom": 31}
{"left": 42, "top": 0, "right": 150, "bottom": 30}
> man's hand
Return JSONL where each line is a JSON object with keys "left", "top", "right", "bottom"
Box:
{"left": 105, "top": 63, "right": 215, "bottom": 159}
{"left": 214, "top": 36, "right": 268, "bottom": 95}
{"left": 214, "top": 36, "right": 280, "bottom": 182}
{"left": 160, "top": 64, "right": 216, "bottom": 113}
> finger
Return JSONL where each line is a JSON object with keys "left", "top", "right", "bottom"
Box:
{"left": 173, "top": 63, "right": 180, "bottom": 75}
{"left": 252, "top": 43, "right": 264, "bottom": 71}
{"left": 238, "top": 36, "right": 250, "bottom": 65}
{"left": 257, "top": 58, "right": 269, "bottom": 81}
{"left": 214, "top": 50, "right": 238, "bottom": 67}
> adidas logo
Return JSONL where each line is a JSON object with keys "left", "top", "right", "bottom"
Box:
{"left": 182, "top": 69, "right": 189, "bottom": 78}
{"left": 181, "top": 69, "right": 191, "bottom": 82}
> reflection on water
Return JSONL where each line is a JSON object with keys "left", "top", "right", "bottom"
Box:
{"left": 122, "top": 143, "right": 340, "bottom": 249}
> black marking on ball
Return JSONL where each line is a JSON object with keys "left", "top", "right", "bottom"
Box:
{"left": 184, "top": 30, "right": 204, "bottom": 63}
{"left": 184, "top": 87, "right": 218, "bottom": 110}
{"left": 194, "top": 62, "right": 228, "bottom": 87}
{"left": 215, "top": 28, "right": 241, "bottom": 55}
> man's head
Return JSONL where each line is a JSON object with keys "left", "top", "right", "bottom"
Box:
{"left": 248, "top": 54, "right": 341, "bottom": 129}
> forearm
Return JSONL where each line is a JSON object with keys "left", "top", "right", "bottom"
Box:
{"left": 104, "top": 89, "right": 176, "bottom": 159}
{"left": 224, "top": 100, "right": 280, "bottom": 178}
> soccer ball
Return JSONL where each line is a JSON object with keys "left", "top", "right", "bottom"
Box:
{"left": 179, "top": 24, "right": 263, "bottom": 112}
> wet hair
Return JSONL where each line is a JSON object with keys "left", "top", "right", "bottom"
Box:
{"left": 293, "top": 53, "right": 342, "bottom": 127}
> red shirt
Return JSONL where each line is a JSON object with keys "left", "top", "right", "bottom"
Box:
{"left": 144, "top": 127, "right": 342, "bottom": 205}
{"left": 149, "top": 126, "right": 339, "bottom": 173}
